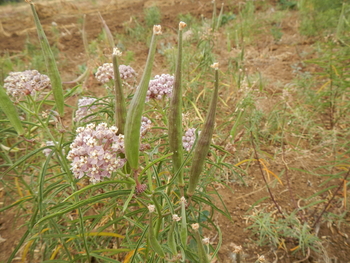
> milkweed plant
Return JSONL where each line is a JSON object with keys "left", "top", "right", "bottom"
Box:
{"left": 0, "top": 1, "right": 229, "bottom": 262}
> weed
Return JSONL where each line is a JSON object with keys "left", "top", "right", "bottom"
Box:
{"left": 1, "top": 4, "right": 228, "bottom": 262}
{"left": 144, "top": 6, "right": 161, "bottom": 29}
{"left": 299, "top": 0, "right": 344, "bottom": 36}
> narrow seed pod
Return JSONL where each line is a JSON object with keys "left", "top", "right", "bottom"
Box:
{"left": 180, "top": 197, "right": 188, "bottom": 247}
{"left": 0, "top": 86, "right": 24, "bottom": 135}
{"left": 149, "top": 212, "right": 165, "bottom": 258}
{"left": 124, "top": 25, "right": 162, "bottom": 169}
{"left": 98, "top": 12, "right": 115, "bottom": 49}
{"left": 168, "top": 22, "right": 186, "bottom": 187}
{"left": 211, "top": 0, "right": 217, "bottom": 30}
{"left": 29, "top": 2, "right": 64, "bottom": 117}
{"left": 112, "top": 48, "right": 126, "bottom": 134}
{"left": 187, "top": 64, "right": 219, "bottom": 196}
{"left": 167, "top": 221, "right": 177, "bottom": 255}
{"left": 193, "top": 228, "right": 210, "bottom": 263}
{"left": 216, "top": 3, "right": 224, "bottom": 30}
{"left": 82, "top": 15, "right": 89, "bottom": 56}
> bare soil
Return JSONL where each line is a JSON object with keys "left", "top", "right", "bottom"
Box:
{"left": 1, "top": 0, "right": 349, "bottom": 262}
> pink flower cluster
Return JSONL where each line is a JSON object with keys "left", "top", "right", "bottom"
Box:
{"left": 140, "top": 116, "right": 152, "bottom": 137}
{"left": 182, "top": 128, "right": 200, "bottom": 152}
{"left": 43, "top": 141, "right": 55, "bottom": 157}
{"left": 119, "top": 65, "right": 137, "bottom": 80}
{"left": 147, "top": 74, "right": 174, "bottom": 100}
{"left": 4, "top": 70, "right": 51, "bottom": 98}
{"left": 74, "top": 97, "right": 97, "bottom": 123}
{"left": 95, "top": 63, "right": 136, "bottom": 84}
{"left": 67, "top": 123, "right": 126, "bottom": 183}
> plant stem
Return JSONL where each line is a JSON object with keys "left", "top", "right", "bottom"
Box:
{"left": 251, "top": 133, "right": 285, "bottom": 219}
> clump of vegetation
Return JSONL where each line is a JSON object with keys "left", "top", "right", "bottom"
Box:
{"left": 0, "top": 2, "right": 228, "bottom": 263}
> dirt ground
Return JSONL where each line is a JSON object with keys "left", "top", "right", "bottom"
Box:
{"left": 1, "top": 0, "right": 350, "bottom": 262}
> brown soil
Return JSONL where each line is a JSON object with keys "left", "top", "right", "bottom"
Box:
{"left": 1, "top": 0, "right": 349, "bottom": 262}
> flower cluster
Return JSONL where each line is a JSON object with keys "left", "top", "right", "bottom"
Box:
{"left": 74, "top": 97, "right": 97, "bottom": 123}
{"left": 182, "top": 128, "right": 200, "bottom": 152}
{"left": 67, "top": 123, "right": 126, "bottom": 183}
{"left": 146, "top": 74, "right": 174, "bottom": 100}
{"left": 140, "top": 116, "right": 152, "bottom": 137}
{"left": 4, "top": 70, "right": 51, "bottom": 98}
{"left": 119, "top": 65, "right": 137, "bottom": 80}
{"left": 95, "top": 63, "right": 136, "bottom": 84}
{"left": 43, "top": 141, "right": 55, "bottom": 157}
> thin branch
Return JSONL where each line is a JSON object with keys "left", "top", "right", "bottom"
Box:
{"left": 312, "top": 169, "right": 350, "bottom": 229}
{"left": 251, "top": 132, "right": 285, "bottom": 219}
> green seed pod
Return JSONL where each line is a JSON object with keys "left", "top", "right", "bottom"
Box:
{"left": 148, "top": 211, "right": 165, "bottom": 258}
{"left": 180, "top": 197, "right": 188, "bottom": 247}
{"left": 98, "top": 12, "right": 115, "bottom": 49}
{"left": 124, "top": 25, "right": 162, "bottom": 169}
{"left": 192, "top": 224, "right": 210, "bottom": 263}
{"left": 211, "top": 0, "right": 217, "bottom": 30}
{"left": 29, "top": 1, "right": 64, "bottom": 117}
{"left": 187, "top": 64, "right": 219, "bottom": 196}
{"left": 112, "top": 48, "right": 126, "bottom": 134}
{"left": 0, "top": 86, "right": 24, "bottom": 135}
{"left": 216, "top": 3, "right": 224, "bottom": 30}
{"left": 167, "top": 221, "right": 177, "bottom": 255}
{"left": 168, "top": 22, "right": 186, "bottom": 187}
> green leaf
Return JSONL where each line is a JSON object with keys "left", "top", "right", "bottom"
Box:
{"left": 4, "top": 146, "right": 48, "bottom": 176}
{"left": 35, "top": 190, "right": 131, "bottom": 225}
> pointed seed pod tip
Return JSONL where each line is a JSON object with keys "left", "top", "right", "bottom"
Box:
{"left": 179, "top": 21, "right": 187, "bottom": 30}
{"left": 211, "top": 62, "right": 219, "bottom": 70}
{"left": 113, "top": 47, "right": 122, "bottom": 57}
{"left": 153, "top": 25, "right": 162, "bottom": 35}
